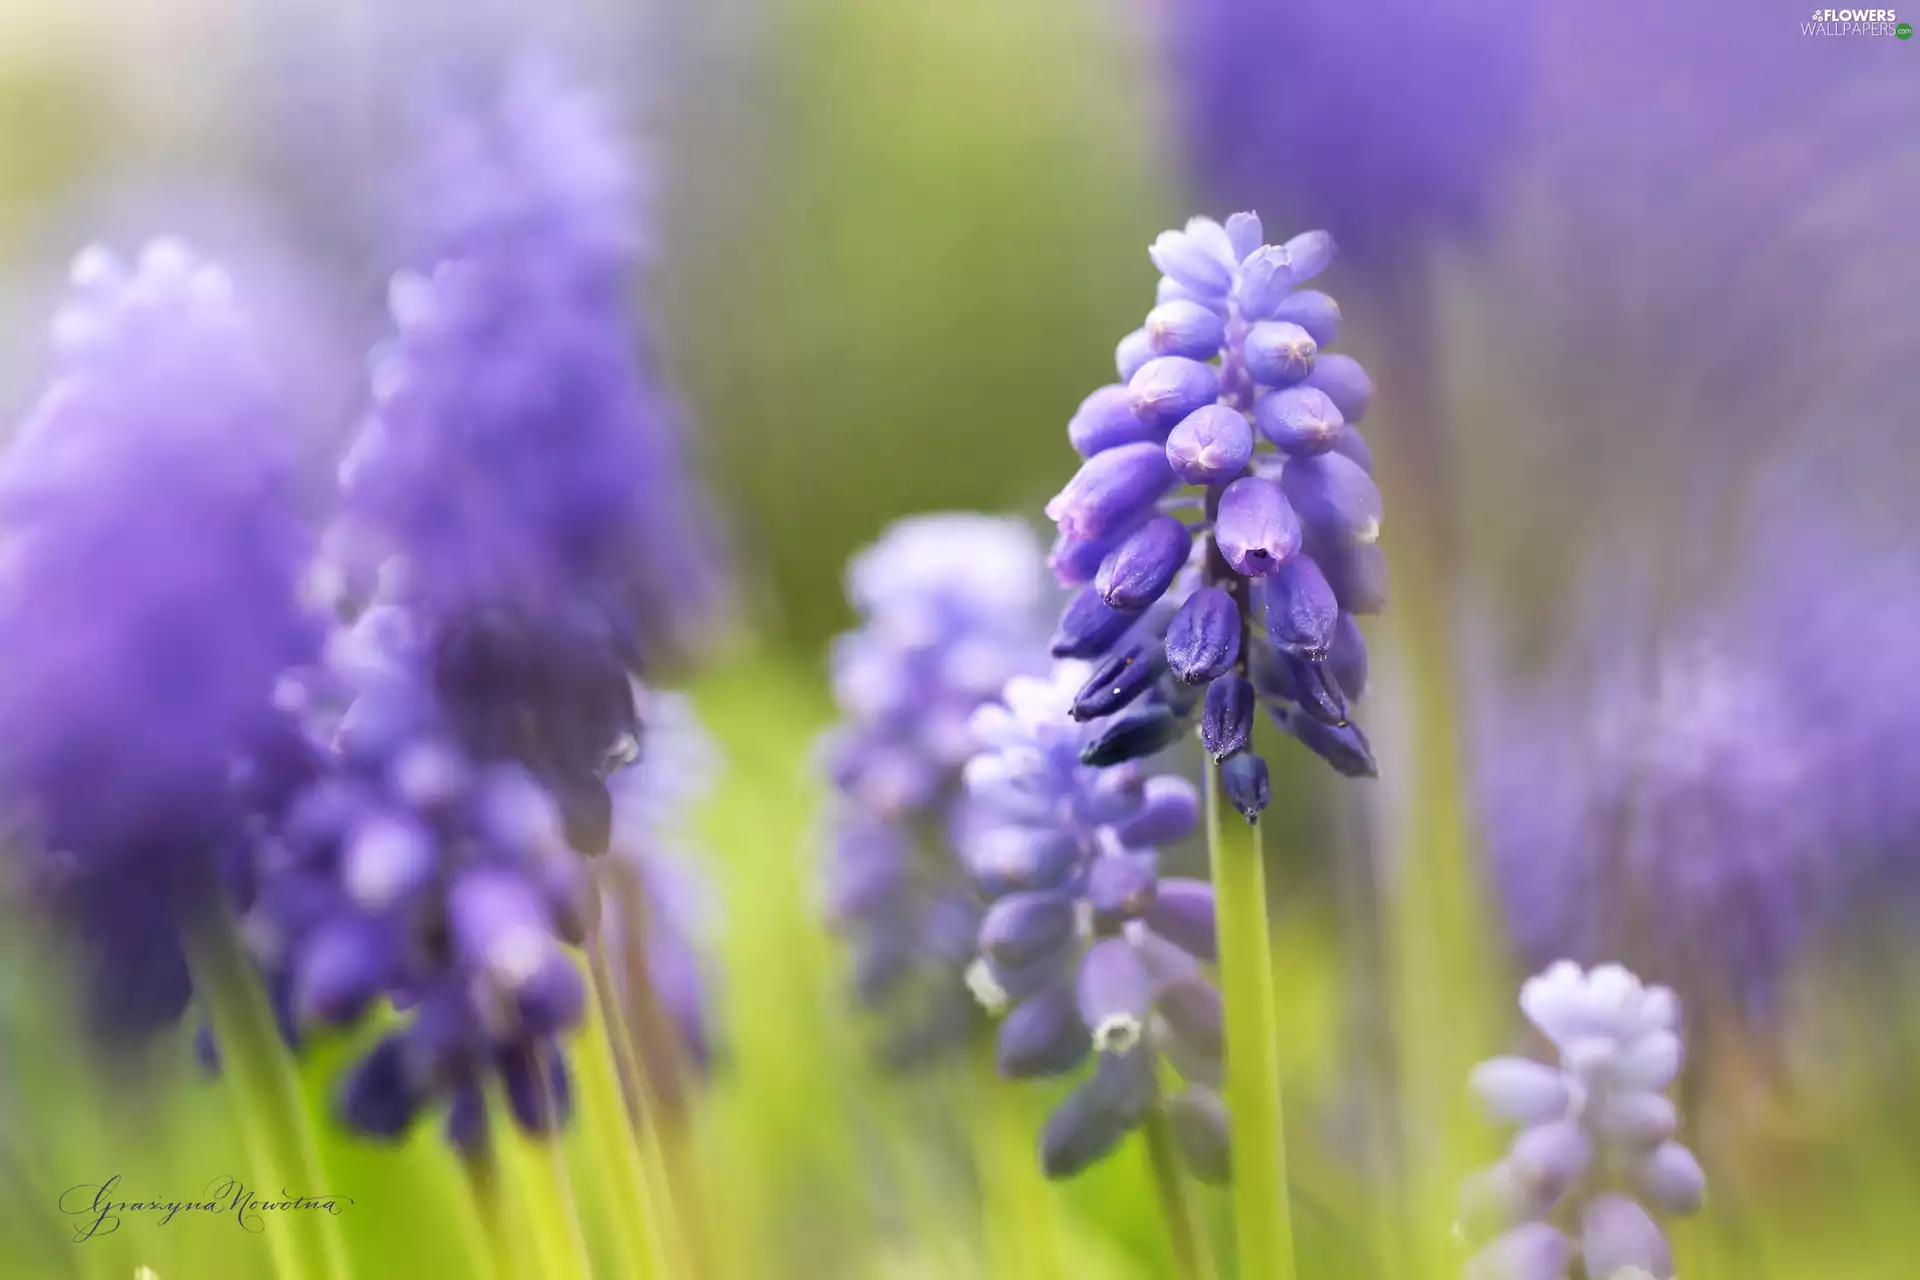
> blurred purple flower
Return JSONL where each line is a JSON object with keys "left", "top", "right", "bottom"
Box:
{"left": 821, "top": 514, "right": 1052, "bottom": 1067}
{"left": 0, "top": 240, "right": 319, "bottom": 1043}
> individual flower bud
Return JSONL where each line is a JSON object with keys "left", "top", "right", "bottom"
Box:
{"left": 1282, "top": 230, "right": 1335, "bottom": 282}
{"left": 1165, "top": 587, "right": 1242, "bottom": 684}
{"left": 341, "top": 813, "right": 437, "bottom": 910}
{"left": 1129, "top": 357, "right": 1222, "bottom": 434}
{"left": 1166, "top": 1088, "right": 1231, "bottom": 1184}
{"left": 1328, "top": 613, "right": 1369, "bottom": 700}
{"left": 1304, "top": 353, "right": 1373, "bottom": 423}
{"left": 1144, "top": 879, "right": 1217, "bottom": 961}
{"left": 1332, "top": 423, "right": 1374, "bottom": 473}
{"left": 1116, "top": 328, "right": 1155, "bottom": 382}
{"left": 1078, "top": 938, "right": 1154, "bottom": 1053}
{"left": 499, "top": 1043, "right": 572, "bottom": 1134}
{"left": 1460, "top": 1163, "right": 1551, "bottom": 1237}
{"left": 968, "top": 825, "right": 1079, "bottom": 899}
{"left": 1223, "top": 211, "right": 1262, "bottom": 260}
{"left": 1614, "top": 1031, "right": 1684, "bottom": 1091}
{"left": 1263, "top": 554, "right": 1339, "bottom": 657}
{"left": 1088, "top": 854, "right": 1158, "bottom": 931}
{"left": 1313, "top": 538, "right": 1389, "bottom": 616}
{"left": 1156, "top": 977, "right": 1224, "bottom": 1062}
{"left": 1633, "top": 1142, "right": 1705, "bottom": 1215}
{"left": 1052, "top": 586, "right": 1137, "bottom": 659}
{"left": 1166, "top": 404, "right": 1254, "bottom": 485}
{"left": 1254, "top": 385, "right": 1344, "bottom": 457}
{"left": 1039, "top": 1050, "right": 1154, "bottom": 1178}
{"left": 1096, "top": 515, "right": 1191, "bottom": 613}
{"left": 1283, "top": 452, "right": 1384, "bottom": 546}
{"left": 338, "top": 1034, "right": 423, "bottom": 1139}
{"left": 997, "top": 981, "right": 1092, "bottom": 1079}
{"left": 1269, "top": 290, "right": 1340, "bottom": 346}
{"left": 1469, "top": 1058, "right": 1573, "bottom": 1125}
{"left": 1156, "top": 275, "right": 1224, "bottom": 310}
{"left": 1047, "top": 445, "right": 1176, "bottom": 543}
{"left": 1243, "top": 321, "right": 1317, "bottom": 387}
{"left": 1272, "top": 650, "right": 1349, "bottom": 726}
{"left": 1146, "top": 299, "right": 1228, "bottom": 360}
{"left": 1590, "top": 1092, "right": 1678, "bottom": 1148}
{"left": 1508, "top": 1120, "right": 1592, "bottom": 1206}
{"left": 1215, "top": 476, "right": 1302, "bottom": 577}
{"left": 1235, "top": 246, "right": 1294, "bottom": 320}
{"left": 1280, "top": 704, "right": 1377, "bottom": 780}
{"left": 1149, "top": 225, "right": 1235, "bottom": 297}
{"left": 1220, "top": 752, "right": 1270, "bottom": 820}
{"left": 1070, "top": 384, "right": 1154, "bottom": 458}
{"left": 1461, "top": 1223, "right": 1573, "bottom": 1280}
{"left": 1201, "top": 674, "right": 1255, "bottom": 761}
{"left": 293, "top": 919, "right": 390, "bottom": 1027}
{"left": 1080, "top": 707, "right": 1183, "bottom": 767}
{"left": 1114, "top": 775, "right": 1201, "bottom": 846}
{"left": 980, "top": 892, "right": 1077, "bottom": 969}
{"left": 1581, "top": 1195, "right": 1673, "bottom": 1280}
{"left": 1072, "top": 641, "right": 1165, "bottom": 721}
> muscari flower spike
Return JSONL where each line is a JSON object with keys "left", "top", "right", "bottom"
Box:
{"left": 0, "top": 240, "right": 319, "bottom": 1045}
{"left": 1461, "top": 962, "right": 1705, "bottom": 1280}
{"left": 1046, "top": 212, "right": 1387, "bottom": 812}
{"left": 961, "top": 664, "right": 1229, "bottom": 1182}
{"left": 822, "top": 514, "right": 1051, "bottom": 1066}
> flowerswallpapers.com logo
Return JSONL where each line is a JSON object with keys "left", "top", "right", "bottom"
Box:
{"left": 1801, "top": 6, "right": 1911, "bottom": 34}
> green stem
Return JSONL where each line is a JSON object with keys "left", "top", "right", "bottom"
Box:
{"left": 973, "top": 1050, "right": 1058, "bottom": 1280}
{"left": 1142, "top": 1106, "right": 1217, "bottom": 1280}
{"left": 577, "top": 958, "right": 670, "bottom": 1279}
{"left": 1205, "top": 763, "right": 1297, "bottom": 1280}
{"left": 184, "top": 909, "right": 352, "bottom": 1280}
{"left": 494, "top": 1085, "right": 594, "bottom": 1280}
{"left": 461, "top": 1148, "right": 520, "bottom": 1280}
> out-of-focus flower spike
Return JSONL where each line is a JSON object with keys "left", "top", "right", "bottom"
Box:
{"left": 1461, "top": 1224, "right": 1573, "bottom": 1280}
{"left": 1329, "top": 613, "right": 1370, "bottom": 700}
{"left": 1144, "top": 880, "right": 1218, "bottom": 962}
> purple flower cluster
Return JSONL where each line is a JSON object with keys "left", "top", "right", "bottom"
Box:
{"left": 1462, "top": 963, "right": 1704, "bottom": 1280}
{"left": 961, "top": 665, "right": 1227, "bottom": 1181}
{"left": 0, "top": 241, "right": 319, "bottom": 1044}
{"left": 1046, "top": 212, "right": 1386, "bottom": 813}
{"left": 822, "top": 515, "right": 1052, "bottom": 1066}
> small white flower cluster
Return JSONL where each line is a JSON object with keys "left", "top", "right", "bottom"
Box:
{"left": 1461, "top": 962, "right": 1706, "bottom": 1280}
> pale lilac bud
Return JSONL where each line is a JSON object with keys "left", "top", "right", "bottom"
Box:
{"left": 1046, "top": 443, "right": 1175, "bottom": 542}
{"left": 1223, "top": 211, "right": 1263, "bottom": 261}
{"left": 1243, "top": 321, "right": 1317, "bottom": 387}
{"left": 1590, "top": 1092, "right": 1677, "bottom": 1149}
{"left": 1581, "top": 1195, "right": 1672, "bottom": 1280}
{"left": 1269, "top": 290, "right": 1341, "bottom": 346}
{"left": 1234, "top": 246, "right": 1294, "bottom": 320}
{"left": 968, "top": 826, "right": 1079, "bottom": 899}
{"left": 1148, "top": 224, "right": 1235, "bottom": 296}
{"left": 1469, "top": 1057, "right": 1572, "bottom": 1125}
{"left": 1129, "top": 357, "right": 1222, "bottom": 434}
{"left": 1146, "top": 300, "right": 1228, "bottom": 360}
{"left": 1144, "top": 879, "right": 1217, "bottom": 961}
{"left": 1304, "top": 352, "right": 1373, "bottom": 423}
{"left": 1508, "top": 1120, "right": 1592, "bottom": 1206}
{"left": 1114, "top": 775, "right": 1200, "bottom": 846}
{"left": 1069, "top": 384, "right": 1154, "bottom": 458}
{"left": 997, "top": 982, "right": 1091, "bottom": 1079}
{"left": 1215, "top": 476, "right": 1302, "bottom": 577}
{"left": 1078, "top": 939, "right": 1153, "bottom": 1054}
{"left": 1087, "top": 855, "right": 1158, "bottom": 930}
{"left": 1164, "top": 587, "right": 1242, "bottom": 684}
{"left": 1116, "top": 328, "right": 1155, "bottom": 382}
{"left": 1462, "top": 1224, "right": 1573, "bottom": 1280}
{"left": 1282, "top": 230, "right": 1336, "bottom": 282}
{"left": 1166, "top": 405, "right": 1254, "bottom": 485}
{"left": 1283, "top": 452, "right": 1384, "bottom": 546}
{"left": 1633, "top": 1142, "right": 1705, "bottom": 1215}
{"left": 981, "top": 892, "right": 1076, "bottom": 969}
{"left": 1255, "top": 385, "right": 1344, "bottom": 457}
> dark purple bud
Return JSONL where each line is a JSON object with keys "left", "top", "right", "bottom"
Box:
{"left": 536, "top": 852, "right": 595, "bottom": 947}
{"left": 514, "top": 953, "right": 587, "bottom": 1039}
{"left": 1263, "top": 555, "right": 1340, "bottom": 658}
{"left": 997, "top": 982, "right": 1091, "bottom": 1079}
{"left": 1046, "top": 443, "right": 1175, "bottom": 543}
{"left": 1274, "top": 707, "right": 1377, "bottom": 777}
{"left": 1128, "top": 357, "right": 1221, "bottom": 434}
{"left": 1052, "top": 586, "right": 1138, "bottom": 659}
{"left": 980, "top": 892, "right": 1076, "bottom": 969}
{"left": 1243, "top": 321, "right": 1317, "bottom": 387}
{"left": 1165, "top": 405, "right": 1253, "bottom": 486}
{"left": 1079, "top": 707, "right": 1184, "bottom": 767}
{"left": 827, "top": 827, "right": 907, "bottom": 921}
{"left": 1200, "top": 675, "right": 1255, "bottom": 761}
{"left": 1157, "top": 977, "right": 1224, "bottom": 1062}
{"left": 978, "top": 944, "right": 1076, "bottom": 1008}
{"left": 1234, "top": 246, "right": 1294, "bottom": 320}
{"left": 1329, "top": 614, "right": 1369, "bottom": 700}
{"left": 1304, "top": 353, "right": 1373, "bottom": 423}
{"left": 1214, "top": 477, "right": 1302, "bottom": 578}
{"left": 499, "top": 1043, "right": 572, "bottom": 1135}
{"left": 338, "top": 1035, "right": 422, "bottom": 1139}
{"left": 445, "top": 1083, "right": 488, "bottom": 1154}
{"left": 1283, "top": 230, "right": 1335, "bottom": 282}
{"left": 1165, "top": 1089, "right": 1231, "bottom": 1185}
{"left": 1115, "top": 328, "right": 1155, "bottom": 382}
{"left": 1165, "top": 587, "right": 1242, "bottom": 684}
{"left": 294, "top": 919, "right": 389, "bottom": 1027}
{"left": 1277, "top": 651, "right": 1349, "bottom": 727}
{"left": 1040, "top": 1071, "right": 1132, "bottom": 1179}
{"left": 1144, "top": 879, "right": 1217, "bottom": 962}
{"left": 1221, "top": 753, "right": 1270, "bottom": 820}
{"left": 1314, "top": 538, "right": 1390, "bottom": 616}
{"left": 194, "top": 1023, "right": 220, "bottom": 1074}
{"left": 1087, "top": 854, "right": 1158, "bottom": 931}
{"left": 552, "top": 770, "right": 614, "bottom": 857}
{"left": 968, "top": 825, "right": 1078, "bottom": 899}
{"left": 1078, "top": 939, "right": 1154, "bottom": 1053}
{"left": 1282, "top": 452, "right": 1383, "bottom": 548}
{"left": 1254, "top": 385, "right": 1344, "bottom": 457}
{"left": 1069, "top": 384, "right": 1154, "bottom": 458}
{"left": 1072, "top": 641, "right": 1165, "bottom": 721}
{"left": 1145, "top": 300, "right": 1228, "bottom": 360}
{"left": 1269, "top": 290, "right": 1340, "bottom": 346}
{"left": 1161, "top": 1028, "right": 1223, "bottom": 1091}
{"left": 1331, "top": 423, "right": 1373, "bottom": 473}
{"left": 1050, "top": 526, "right": 1134, "bottom": 587}
{"left": 1095, "top": 515, "right": 1191, "bottom": 613}
{"left": 1113, "top": 775, "right": 1200, "bottom": 846}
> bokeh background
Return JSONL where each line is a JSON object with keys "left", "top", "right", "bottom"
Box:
{"left": 2, "top": 0, "right": 1917, "bottom": 1276}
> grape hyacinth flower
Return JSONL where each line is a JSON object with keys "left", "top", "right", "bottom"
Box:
{"left": 960, "top": 665, "right": 1226, "bottom": 1183}
{"left": 1461, "top": 962, "right": 1704, "bottom": 1280}
{"left": 822, "top": 514, "right": 1051, "bottom": 1066}
{"left": 0, "top": 240, "right": 318, "bottom": 1044}
{"left": 1046, "top": 211, "right": 1388, "bottom": 813}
